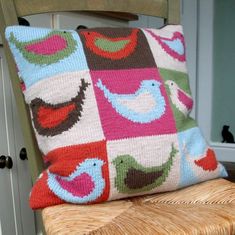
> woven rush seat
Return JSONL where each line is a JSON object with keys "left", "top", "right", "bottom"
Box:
{"left": 42, "top": 178, "right": 235, "bottom": 235}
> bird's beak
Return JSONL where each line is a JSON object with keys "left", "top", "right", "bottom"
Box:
{"left": 165, "top": 81, "right": 170, "bottom": 86}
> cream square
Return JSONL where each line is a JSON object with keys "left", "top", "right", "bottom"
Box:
{"left": 142, "top": 25, "right": 187, "bottom": 73}
{"left": 107, "top": 134, "right": 180, "bottom": 200}
{"left": 25, "top": 71, "right": 105, "bottom": 154}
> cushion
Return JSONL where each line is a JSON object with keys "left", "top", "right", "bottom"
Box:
{"left": 5, "top": 25, "right": 227, "bottom": 209}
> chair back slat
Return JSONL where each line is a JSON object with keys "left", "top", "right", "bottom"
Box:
{"left": 14, "top": 0, "right": 168, "bottom": 19}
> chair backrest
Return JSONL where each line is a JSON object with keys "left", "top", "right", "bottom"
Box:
{"left": 0, "top": 0, "right": 180, "bottom": 182}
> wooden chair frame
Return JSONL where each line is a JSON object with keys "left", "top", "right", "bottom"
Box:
{"left": 0, "top": 0, "right": 180, "bottom": 183}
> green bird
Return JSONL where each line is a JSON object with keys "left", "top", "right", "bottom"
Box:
{"left": 8, "top": 30, "right": 77, "bottom": 65}
{"left": 112, "top": 144, "right": 178, "bottom": 194}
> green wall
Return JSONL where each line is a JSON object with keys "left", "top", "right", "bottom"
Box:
{"left": 211, "top": 0, "right": 235, "bottom": 142}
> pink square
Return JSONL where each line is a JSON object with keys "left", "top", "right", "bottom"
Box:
{"left": 91, "top": 68, "right": 176, "bottom": 140}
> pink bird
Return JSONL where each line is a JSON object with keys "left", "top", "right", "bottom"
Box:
{"left": 165, "top": 80, "right": 193, "bottom": 116}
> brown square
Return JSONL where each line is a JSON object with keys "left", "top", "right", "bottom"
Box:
{"left": 78, "top": 28, "right": 156, "bottom": 70}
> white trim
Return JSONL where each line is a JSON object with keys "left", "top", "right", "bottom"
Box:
{"left": 0, "top": 220, "right": 2, "bottom": 235}
{"left": 196, "top": 0, "right": 235, "bottom": 162}
{"left": 196, "top": 0, "right": 214, "bottom": 139}
{"left": 210, "top": 142, "right": 235, "bottom": 149}
{"left": 181, "top": 0, "right": 198, "bottom": 119}
{"left": 210, "top": 142, "right": 235, "bottom": 162}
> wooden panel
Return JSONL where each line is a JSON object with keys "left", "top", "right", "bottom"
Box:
{"left": 54, "top": 12, "right": 128, "bottom": 30}
{"left": 0, "top": 48, "right": 17, "bottom": 235}
{"left": 89, "top": 12, "right": 139, "bottom": 21}
{"left": 167, "top": 0, "right": 180, "bottom": 24}
{"left": 13, "top": 0, "right": 168, "bottom": 18}
{"left": 0, "top": 0, "right": 44, "bottom": 182}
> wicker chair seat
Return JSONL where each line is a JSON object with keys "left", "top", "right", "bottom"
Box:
{"left": 42, "top": 179, "right": 235, "bottom": 235}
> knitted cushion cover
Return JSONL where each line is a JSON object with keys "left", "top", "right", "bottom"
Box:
{"left": 5, "top": 25, "right": 227, "bottom": 209}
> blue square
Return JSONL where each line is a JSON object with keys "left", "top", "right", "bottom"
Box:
{"left": 5, "top": 26, "right": 89, "bottom": 88}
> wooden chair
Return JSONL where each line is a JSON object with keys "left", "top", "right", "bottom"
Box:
{"left": 1, "top": 0, "right": 235, "bottom": 234}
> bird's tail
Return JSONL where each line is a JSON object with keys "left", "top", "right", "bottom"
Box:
{"left": 96, "top": 79, "right": 112, "bottom": 99}
{"left": 96, "top": 79, "right": 103, "bottom": 90}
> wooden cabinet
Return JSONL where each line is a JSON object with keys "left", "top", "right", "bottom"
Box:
{"left": 0, "top": 47, "right": 35, "bottom": 235}
{"left": 0, "top": 47, "right": 17, "bottom": 235}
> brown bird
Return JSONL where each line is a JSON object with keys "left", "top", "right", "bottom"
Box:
{"left": 30, "top": 79, "right": 90, "bottom": 137}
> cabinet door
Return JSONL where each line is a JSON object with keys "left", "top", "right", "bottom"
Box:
{"left": 0, "top": 49, "right": 36, "bottom": 235}
{"left": 0, "top": 49, "right": 17, "bottom": 235}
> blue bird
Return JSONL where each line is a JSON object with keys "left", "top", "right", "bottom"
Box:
{"left": 96, "top": 79, "right": 166, "bottom": 123}
{"left": 47, "top": 158, "right": 105, "bottom": 204}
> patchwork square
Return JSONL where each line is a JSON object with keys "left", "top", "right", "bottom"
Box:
{"left": 178, "top": 127, "right": 227, "bottom": 188}
{"left": 142, "top": 25, "right": 187, "bottom": 73}
{"left": 159, "top": 68, "right": 196, "bottom": 131}
{"left": 79, "top": 28, "right": 156, "bottom": 70}
{"left": 91, "top": 68, "right": 177, "bottom": 140}
{"left": 5, "top": 26, "right": 88, "bottom": 88}
{"left": 107, "top": 134, "right": 180, "bottom": 200}
{"left": 5, "top": 25, "right": 227, "bottom": 210}
{"left": 30, "top": 141, "right": 110, "bottom": 209}
{"left": 25, "top": 71, "right": 104, "bottom": 154}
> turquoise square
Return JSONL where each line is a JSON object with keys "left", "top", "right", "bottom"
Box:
{"left": 5, "top": 26, "right": 89, "bottom": 88}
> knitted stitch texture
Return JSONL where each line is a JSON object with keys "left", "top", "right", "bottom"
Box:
{"left": 5, "top": 25, "right": 227, "bottom": 210}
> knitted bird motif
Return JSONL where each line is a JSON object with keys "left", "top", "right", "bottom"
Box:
{"left": 80, "top": 29, "right": 138, "bottom": 60}
{"left": 194, "top": 149, "right": 218, "bottom": 171}
{"left": 165, "top": 80, "right": 193, "bottom": 116}
{"left": 8, "top": 30, "right": 77, "bottom": 65}
{"left": 96, "top": 79, "right": 166, "bottom": 123}
{"left": 112, "top": 144, "right": 178, "bottom": 194}
{"left": 145, "top": 29, "right": 186, "bottom": 62}
{"left": 47, "top": 158, "right": 105, "bottom": 204}
{"left": 179, "top": 143, "right": 220, "bottom": 187}
{"left": 182, "top": 142, "right": 220, "bottom": 175}
{"left": 30, "top": 79, "right": 90, "bottom": 136}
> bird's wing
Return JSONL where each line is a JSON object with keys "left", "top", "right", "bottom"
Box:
{"left": 56, "top": 172, "right": 95, "bottom": 197}
{"left": 162, "top": 38, "right": 184, "bottom": 56}
{"left": 194, "top": 149, "right": 218, "bottom": 171}
{"left": 116, "top": 92, "right": 156, "bottom": 114}
{"left": 125, "top": 168, "right": 163, "bottom": 189}
{"left": 178, "top": 89, "right": 193, "bottom": 110}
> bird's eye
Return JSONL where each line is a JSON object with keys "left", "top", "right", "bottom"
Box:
{"left": 93, "top": 163, "right": 96, "bottom": 166}
{"left": 171, "top": 82, "right": 174, "bottom": 86}
{"left": 63, "top": 31, "right": 66, "bottom": 34}
{"left": 152, "top": 83, "right": 155, "bottom": 86}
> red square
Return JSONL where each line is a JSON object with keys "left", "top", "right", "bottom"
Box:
{"left": 30, "top": 141, "right": 110, "bottom": 209}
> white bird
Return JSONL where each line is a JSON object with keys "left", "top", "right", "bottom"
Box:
{"left": 165, "top": 80, "right": 193, "bottom": 116}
